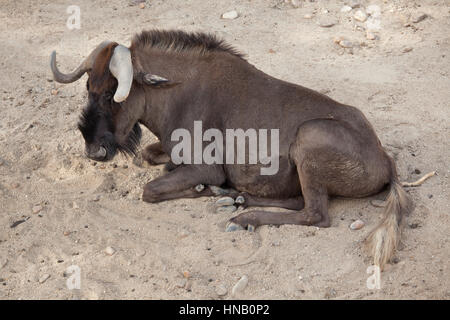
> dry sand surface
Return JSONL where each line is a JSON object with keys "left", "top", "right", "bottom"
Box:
{"left": 0, "top": 0, "right": 449, "bottom": 299}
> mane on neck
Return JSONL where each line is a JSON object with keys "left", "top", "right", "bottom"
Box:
{"left": 131, "top": 29, "right": 245, "bottom": 59}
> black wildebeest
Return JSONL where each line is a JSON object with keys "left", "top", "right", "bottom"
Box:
{"left": 50, "top": 30, "right": 412, "bottom": 269}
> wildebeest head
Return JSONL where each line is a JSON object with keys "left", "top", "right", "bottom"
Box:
{"left": 50, "top": 41, "right": 143, "bottom": 161}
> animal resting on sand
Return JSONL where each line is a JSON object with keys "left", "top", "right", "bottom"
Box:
{"left": 50, "top": 29, "right": 430, "bottom": 270}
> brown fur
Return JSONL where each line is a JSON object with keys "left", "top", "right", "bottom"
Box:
{"left": 88, "top": 42, "right": 119, "bottom": 94}
{"left": 56, "top": 30, "right": 413, "bottom": 270}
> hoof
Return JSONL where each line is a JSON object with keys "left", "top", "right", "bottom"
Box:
{"left": 195, "top": 184, "right": 205, "bottom": 192}
{"left": 225, "top": 222, "right": 245, "bottom": 232}
{"left": 215, "top": 196, "right": 235, "bottom": 206}
{"left": 216, "top": 205, "right": 237, "bottom": 214}
{"left": 235, "top": 195, "right": 245, "bottom": 204}
{"left": 247, "top": 224, "right": 255, "bottom": 232}
{"left": 209, "top": 186, "right": 230, "bottom": 196}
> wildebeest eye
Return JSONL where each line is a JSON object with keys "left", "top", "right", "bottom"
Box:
{"left": 103, "top": 91, "right": 113, "bottom": 101}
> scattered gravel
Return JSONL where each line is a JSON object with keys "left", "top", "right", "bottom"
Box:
{"left": 350, "top": 220, "right": 365, "bottom": 230}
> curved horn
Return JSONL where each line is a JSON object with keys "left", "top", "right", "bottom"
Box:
{"left": 50, "top": 41, "right": 112, "bottom": 83}
{"left": 109, "top": 45, "right": 133, "bottom": 103}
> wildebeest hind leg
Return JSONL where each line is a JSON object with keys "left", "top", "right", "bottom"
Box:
{"left": 225, "top": 170, "right": 329, "bottom": 231}
{"left": 142, "top": 165, "right": 226, "bottom": 203}
{"left": 234, "top": 193, "right": 305, "bottom": 211}
{"left": 214, "top": 190, "right": 305, "bottom": 211}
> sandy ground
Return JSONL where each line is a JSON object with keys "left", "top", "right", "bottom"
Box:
{"left": 0, "top": 0, "right": 449, "bottom": 300}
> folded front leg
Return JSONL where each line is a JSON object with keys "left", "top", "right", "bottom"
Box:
{"left": 142, "top": 164, "right": 226, "bottom": 203}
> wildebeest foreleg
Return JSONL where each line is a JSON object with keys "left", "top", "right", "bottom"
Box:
{"left": 142, "top": 141, "right": 170, "bottom": 165}
{"left": 142, "top": 165, "right": 225, "bottom": 203}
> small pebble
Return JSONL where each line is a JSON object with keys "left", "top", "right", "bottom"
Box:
{"left": 350, "top": 219, "right": 365, "bottom": 230}
{"left": 63, "top": 231, "right": 71, "bottom": 236}
{"left": 403, "top": 47, "right": 413, "bottom": 53}
{"left": 231, "top": 275, "right": 248, "bottom": 296}
{"left": 105, "top": 246, "right": 116, "bottom": 256}
{"left": 136, "top": 249, "right": 146, "bottom": 257}
{"left": 222, "top": 10, "right": 238, "bottom": 20}
{"left": 39, "top": 274, "right": 51, "bottom": 284}
{"left": 178, "top": 229, "right": 191, "bottom": 239}
{"left": 303, "top": 13, "right": 313, "bottom": 19}
{"left": 366, "top": 32, "right": 378, "bottom": 40}
{"left": 51, "top": 89, "right": 58, "bottom": 96}
{"left": 139, "top": 3, "right": 145, "bottom": 9}
{"left": 370, "top": 199, "right": 385, "bottom": 208}
{"left": 412, "top": 13, "right": 427, "bottom": 24}
{"left": 414, "top": 169, "right": 421, "bottom": 174}
{"left": 215, "top": 284, "right": 228, "bottom": 296}
{"left": 32, "top": 205, "right": 43, "bottom": 214}
{"left": 339, "top": 39, "right": 353, "bottom": 48}
{"left": 318, "top": 17, "right": 338, "bottom": 28}
{"left": 340, "top": 5, "right": 352, "bottom": 13}
{"left": 354, "top": 10, "right": 367, "bottom": 22}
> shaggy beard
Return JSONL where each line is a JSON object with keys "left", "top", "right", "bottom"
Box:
{"left": 116, "top": 123, "right": 142, "bottom": 157}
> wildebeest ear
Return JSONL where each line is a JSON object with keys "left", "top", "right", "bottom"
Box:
{"left": 134, "top": 71, "right": 180, "bottom": 88}
{"left": 134, "top": 71, "right": 177, "bottom": 87}
{"left": 143, "top": 73, "right": 169, "bottom": 85}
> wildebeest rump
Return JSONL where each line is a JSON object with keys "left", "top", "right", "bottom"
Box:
{"left": 50, "top": 30, "right": 412, "bottom": 270}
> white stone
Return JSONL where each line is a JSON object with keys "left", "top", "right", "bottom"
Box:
{"left": 341, "top": 6, "right": 352, "bottom": 13}
{"left": 32, "top": 205, "right": 43, "bottom": 214}
{"left": 354, "top": 10, "right": 367, "bottom": 22}
{"left": 366, "top": 32, "right": 378, "bottom": 40}
{"left": 105, "top": 246, "right": 116, "bottom": 256}
{"left": 350, "top": 220, "right": 365, "bottom": 230}
{"left": 232, "top": 275, "right": 248, "bottom": 296}
{"left": 39, "top": 274, "right": 51, "bottom": 284}
{"left": 339, "top": 39, "right": 353, "bottom": 48}
{"left": 370, "top": 200, "right": 386, "bottom": 207}
{"left": 317, "top": 17, "right": 338, "bottom": 28}
{"left": 222, "top": 10, "right": 238, "bottom": 20}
